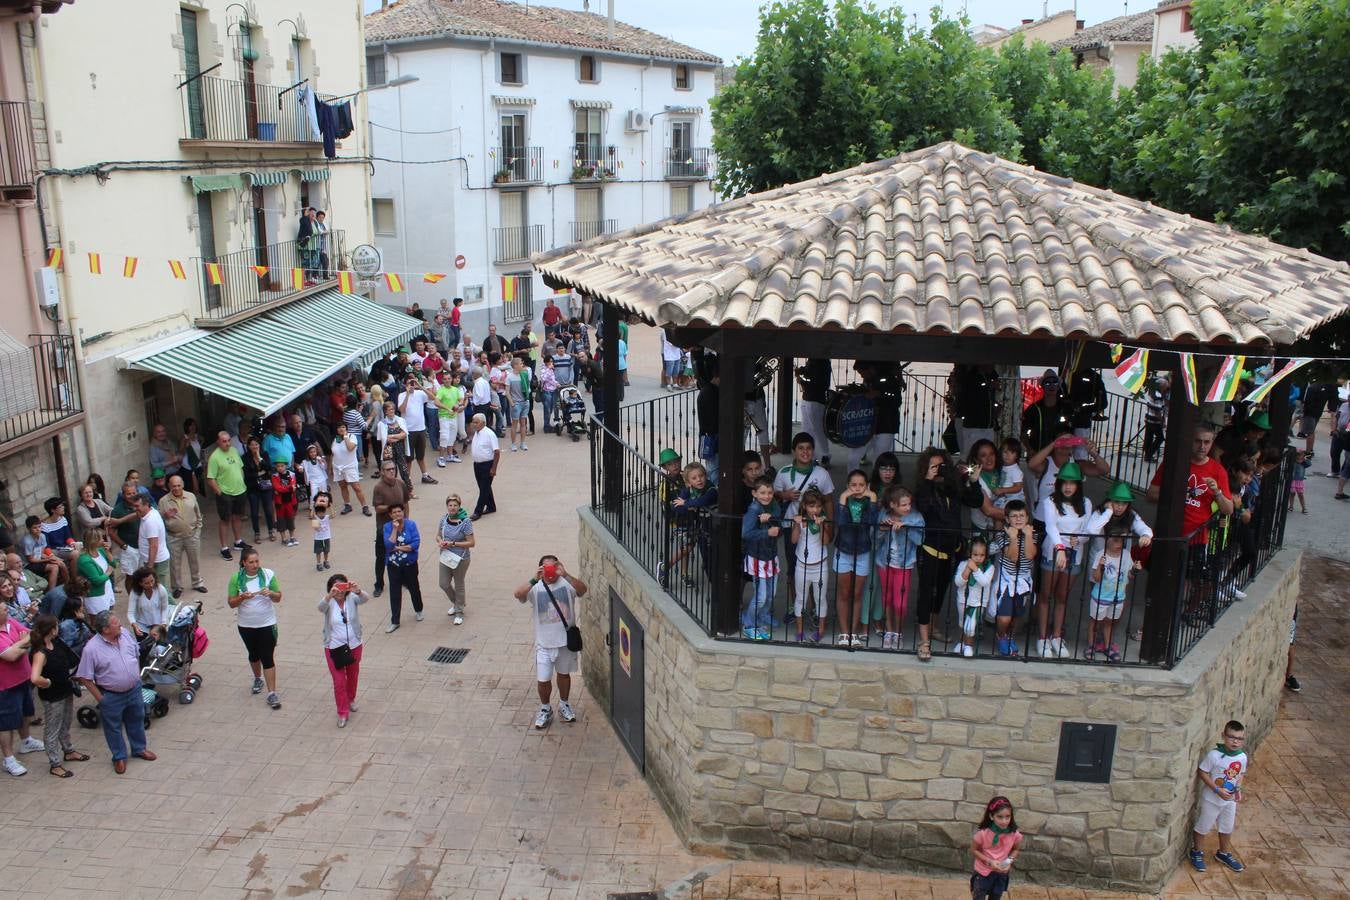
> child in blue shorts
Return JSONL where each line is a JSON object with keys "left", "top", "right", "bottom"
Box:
{"left": 988, "top": 500, "right": 1036, "bottom": 657}
{"left": 833, "top": 469, "right": 877, "bottom": 647}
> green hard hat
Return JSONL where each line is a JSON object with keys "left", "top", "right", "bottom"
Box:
{"left": 658, "top": 448, "right": 681, "bottom": 466}
{"left": 1248, "top": 411, "right": 1271, "bottom": 430}
{"left": 1106, "top": 481, "right": 1134, "bottom": 503}
{"left": 1057, "top": 460, "right": 1084, "bottom": 482}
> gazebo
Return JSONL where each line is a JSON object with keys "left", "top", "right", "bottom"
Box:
{"left": 532, "top": 143, "right": 1348, "bottom": 889}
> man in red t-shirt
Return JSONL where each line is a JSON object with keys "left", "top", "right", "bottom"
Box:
{"left": 541, "top": 298, "right": 564, "bottom": 340}
{"left": 1148, "top": 424, "right": 1234, "bottom": 620}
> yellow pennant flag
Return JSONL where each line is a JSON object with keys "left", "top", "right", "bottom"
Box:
{"left": 337, "top": 271, "right": 354, "bottom": 294}
{"left": 251, "top": 265, "right": 269, "bottom": 278}
{"left": 385, "top": 273, "right": 405, "bottom": 293}
{"left": 423, "top": 273, "right": 447, "bottom": 284}
{"left": 122, "top": 257, "right": 138, "bottom": 278}
{"left": 205, "top": 262, "right": 223, "bottom": 286}
{"left": 88, "top": 253, "right": 102, "bottom": 275}
{"left": 292, "top": 268, "right": 305, "bottom": 290}
{"left": 168, "top": 259, "right": 187, "bottom": 280}
{"left": 46, "top": 248, "right": 63, "bottom": 270}
{"left": 501, "top": 275, "right": 516, "bottom": 303}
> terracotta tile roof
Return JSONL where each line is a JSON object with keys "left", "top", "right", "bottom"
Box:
{"left": 533, "top": 143, "right": 1350, "bottom": 348}
{"left": 976, "top": 8, "right": 1077, "bottom": 44}
{"left": 1053, "top": 11, "right": 1154, "bottom": 51}
{"left": 365, "top": 0, "right": 721, "bottom": 64}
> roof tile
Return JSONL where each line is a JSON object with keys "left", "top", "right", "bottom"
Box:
{"left": 534, "top": 143, "right": 1350, "bottom": 349}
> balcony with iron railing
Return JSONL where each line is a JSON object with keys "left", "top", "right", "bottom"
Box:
{"left": 570, "top": 219, "right": 617, "bottom": 243}
{"left": 178, "top": 70, "right": 332, "bottom": 147}
{"left": 0, "top": 333, "right": 84, "bottom": 451}
{"left": 491, "top": 147, "right": 544, "bottom": 185}
{"left": 193, "top": 230, "right": 346, "bottom": 326}
{"left": 571, "top": 143, "right": 616, "bottom": 182}
{"left": 493, "top": 224, "right": 545, "bottom": 264}
{"left": 0, "top": 100, "right": 37, "bottom": 199}
{"left": 665, "top": 147, "right": 712, "bottom": 179}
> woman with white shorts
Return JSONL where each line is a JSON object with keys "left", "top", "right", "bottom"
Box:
{"left": 330, "top": 424, "right": 371, "bottom": 517}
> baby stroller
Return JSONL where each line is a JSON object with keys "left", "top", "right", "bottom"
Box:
{"left": 558, "top": 385, "right": 588, "bottom": 442}
{"left": 75, "top": 601, "right": 207, "bottom": 731}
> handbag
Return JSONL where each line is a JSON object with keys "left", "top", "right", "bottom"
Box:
{"left": 329, "top": 603, "right": 355, "bottom": 669}
{"left": 543, "top": 581, "right": 583, "bottom": 652}
{"left": 439, "top": 548, "right": 463, "bottom": 569}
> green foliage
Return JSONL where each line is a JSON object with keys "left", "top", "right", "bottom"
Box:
{"left": 710, "top": 1, "right": 1019, "bottom": 197}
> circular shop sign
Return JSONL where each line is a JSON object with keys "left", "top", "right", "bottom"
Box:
{"left": 350, "top": 244, "right": 382, "bottom": 277}
{"left": 454, "top": 254, "right": 467, "bottom": 270}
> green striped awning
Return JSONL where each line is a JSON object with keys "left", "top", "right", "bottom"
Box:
{"left": 124, "top": 291, "right": 420, "bottom": 415}
{"left": 298, "top": 168, "right": 330, "bottom": 182}
{"left": 188, "top": 174, "right": 245, "bottom": 194}
{"left": 247, "top": 170, "right": 290, "bottom": 186}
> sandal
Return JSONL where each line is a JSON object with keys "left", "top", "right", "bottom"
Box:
{"left": 49, "top": 766, "right": 74, "bottom": 778}
{"left": 63, "top": 751, "right": 90, "bottom": 762}
{"left": 918, "top": 640, "right": 932, "bottom": 662}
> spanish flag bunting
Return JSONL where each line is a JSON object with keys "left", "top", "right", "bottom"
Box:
{"left": 205, "top": 262, "right": 223, "bottom": 286}
{"left": 337, "top": 270, "right": 354, "bottom": 294}
{"left": 385, "top": 273, "right": 405, "bottom": 293}
{"left": 122, "top": 257, "right": 138, "bottom": 278}
{"left": 292, "top": 268, "right": 305, "bottom": 290}
{"left": 1204, "top": 355, "right": 1246, "bottom": 403}
{"left": 251, "top": 265, "right": 269, "bottom": 278}
{"left": 46, "top": 248, "right": 63, "bottom": 270}
{"left": 501, "top": 275, "right": 516, "bottom": 303}
{"left": 553, "top": 288, "right": 571, "bottom": 295}
{"left": 423, "top": 273, "right": 447, "bottom": 284}
{"left": 88, "top": 253, "right": 102, "bottom": 275}
{"left": 168, "top": 259, "right": 187, "bottom": 280}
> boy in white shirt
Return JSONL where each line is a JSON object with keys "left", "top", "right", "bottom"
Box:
{"left": 1190, "top": 720, "right": 1249, "bottom": 873}
{"left": 993, "top": 438, "right": 1026, "bottom": 509}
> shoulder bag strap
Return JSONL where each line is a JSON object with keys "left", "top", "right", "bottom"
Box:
{"left": 541, "top": 581, "right": 569, "bottom": 628}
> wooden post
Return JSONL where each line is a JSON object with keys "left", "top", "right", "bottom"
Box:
{"left": 775, "top": 356, "right": 794, "bottom": 455}
{"left": 600, "top": 300, "right": 622, "bottom": 513}
{"left": 1139, "top": 360, "right": 1201, "bottom": 664}
{"left": 715, "top": 348, "right": 747, "bottom": 635}
{"left": 1256, "top": 371, "right": 1292, "bottom": 550}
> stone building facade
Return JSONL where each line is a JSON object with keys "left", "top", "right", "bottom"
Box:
{"left": 578, "top": 508, "right": 1299, "bottom": 892}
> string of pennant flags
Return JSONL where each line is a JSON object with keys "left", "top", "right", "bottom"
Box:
{"left": 1108, "top": 340, "right": 1315, "bottom": 408}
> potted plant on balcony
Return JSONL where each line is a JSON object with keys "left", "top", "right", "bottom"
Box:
{"left": 494, "top": 167, "right": 512, "bottom": 184}
{"left": 599, "top": 167, "right": 617, "bottom": 181}
{"left": 693, "top": 165, "right": 707, "bottom": 177}
{"left": 571, "top": 163, "right": 595, "bottom": 180}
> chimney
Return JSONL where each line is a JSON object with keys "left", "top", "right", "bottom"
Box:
{"left": 1076, "top": 19, "right": 1084, "bottom": 29}
{"left": 1021, "top": 18, "right": 1033, "bottom": 24}
{"left": 607, "top": 0, "right": 615, "bottom": 41}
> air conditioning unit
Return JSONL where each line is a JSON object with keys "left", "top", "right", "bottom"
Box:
{"left": 624, "top": 109, "right": 649, "bottom": 133}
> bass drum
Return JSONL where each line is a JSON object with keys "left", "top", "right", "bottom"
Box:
{"left": 825, "top": 385, "right": 877, "bottom": 448}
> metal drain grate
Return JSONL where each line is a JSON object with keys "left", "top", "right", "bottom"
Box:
{"left": 427, "top": 647, "right": 470, "bottom": 664}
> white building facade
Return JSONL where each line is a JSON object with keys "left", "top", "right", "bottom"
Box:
{"left": 365, "top": 0, "right": 720, "bottom": 335}
{"left": 29, "top": 1, "right": 393, "bottom": 484}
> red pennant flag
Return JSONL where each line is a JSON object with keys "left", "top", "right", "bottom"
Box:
{"left": 88, "top": 253, "right": 102, "bottom": 275}
{"left": 122, "top": 257, "right": 138, "bottom": 278}
{"left": 337, "top": 271, "right": 354, "bottom": 294}
{"left": 423, "top": 273, "right": 447, "bottom": 284}
{"left": 205, "top": 262, "right": 223, "bottom": 286}
{"left": 251, "top": 265, "right": 269, "bottom": 278}
{"left": 46, "top": 248, "right": 63, "bottom": 270}
{"left": 168, "top": 260, "right": 187, "bottom": 280}
{"left": 292, "top": 268, "right": 305, "bottom": 290}
{"left": 385, "top": 273, "right": 405, "bottom": 293}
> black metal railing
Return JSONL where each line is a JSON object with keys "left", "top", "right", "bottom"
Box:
{"left": 0, "top": 100, "right": 36, "bottom": 192}
{"left": 665, "top": 147, "right": 712, "bottom": 179}
{"left": 590, "top": 404, "right": 1293, "bottom": 670}
{"left": 0, "top": 334, "right": 83, "bottom": 446}
{"left": 570, "top": 219, "right": 617, "bottom": 243}
{"left": 178, "top": 73, "right": 330, "bottom": 143}
{"left": 571, "top": 145, "right": 615, "bottom": 181}
{"left": 491, "top": 146, "right": 544, "bottom": 184}
{"left": 193, "top": 229, "right": 345, "bottom": 322}
{"left": 493, "top": 224, "right": 545, "bottom": 264}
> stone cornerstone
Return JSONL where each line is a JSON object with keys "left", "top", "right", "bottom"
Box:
{"left": 576, "top": 508, "right": 1299, "bottom": 892}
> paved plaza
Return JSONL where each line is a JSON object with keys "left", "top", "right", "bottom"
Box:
{"left": 4, "top": 333, "right": 1347, "bottom": 899}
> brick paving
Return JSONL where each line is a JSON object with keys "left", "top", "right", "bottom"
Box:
{"left": 4, "top": 329, "right": 1345, "bottom": 898}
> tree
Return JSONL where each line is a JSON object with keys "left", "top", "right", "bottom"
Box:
{"left": 988, "top": 36, "right": 1122, "bottom": 187}
{"left": 710, "top": 1, "right": 1020, "bottom": 198}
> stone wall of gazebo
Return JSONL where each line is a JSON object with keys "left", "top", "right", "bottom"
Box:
{"left": 577, "top": 509, "right": 1299, "bottom": 892}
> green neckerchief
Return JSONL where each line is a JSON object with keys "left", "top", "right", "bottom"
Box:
{"left": 965, "top": 560, "right": 992, "bottom": 587}
{"left": 804, "top": 515, "right": 821, "bottom": 535}
{"left": 789, "top": 462, "right": 815, "bottom": 490}
{"left": 1215, "top": 743, "right": 1244, "bottom": 757}
{"left": 688, "top": 486, "right": 704, "bottom": 499}
{"left": 990, "top": 822, "right": 1015, "bottom": 845}
{"left": 846, "top": 497, "right": 867, "bottom": 524}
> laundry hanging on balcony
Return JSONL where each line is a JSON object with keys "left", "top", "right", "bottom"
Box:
{"left": 296, "top": 84, "right": 322, "bottom": 143}
{"left": 314, "top": 99, "right": 353, "bottom": 159}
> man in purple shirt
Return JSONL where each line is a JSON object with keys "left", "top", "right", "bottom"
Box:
{"left": 75, "top": 611, "right": 156, "bottom": 774}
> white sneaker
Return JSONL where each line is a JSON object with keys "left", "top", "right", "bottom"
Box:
{"left": 453, "top": 615, "right": 464, "bottom": 626}
{"left": 348, "top": 702, "right": 359, "bottom": 712}
{"left": 521, "top": 443, "right": 528, "bottom": 451}
{"left": 1231, "top": 587, "right": 1248, "bottom": 600}
{"left": 436, "top": 457, "right": 446, "bottom": 468}
{"left": 511, "top": 444, "right": 518, "bottom": 452}
{"left": 1035, "top": 639, "right": 1050, "bottom": 658}
{"left": 1052, "top": 637, "right": 1072, "bottom": 659}
{"left": 534, "top": 705, "right": 553, "bottom": 729}
{"left": 17, "top": 737, "right": 44, "bottom": 754}
{"left": 558, "top": 700, "right": 577, "bottom": 723}
{"left": 2, "top": 756, "right": 26, "bottom": 776}
{"left": 448, "top": 455, "right": 462, "bottom": 463}
{"left": 446, "top": 604, "right": 459, "bottom": 617}
{"left": 386, "top": 623, "right": 399, "bottom": 633}
{"left": 415, "top": 611, "right": 425, "bottom": 622}
{"left": 962, "top": 643, "right": 975, "bottom": 658}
